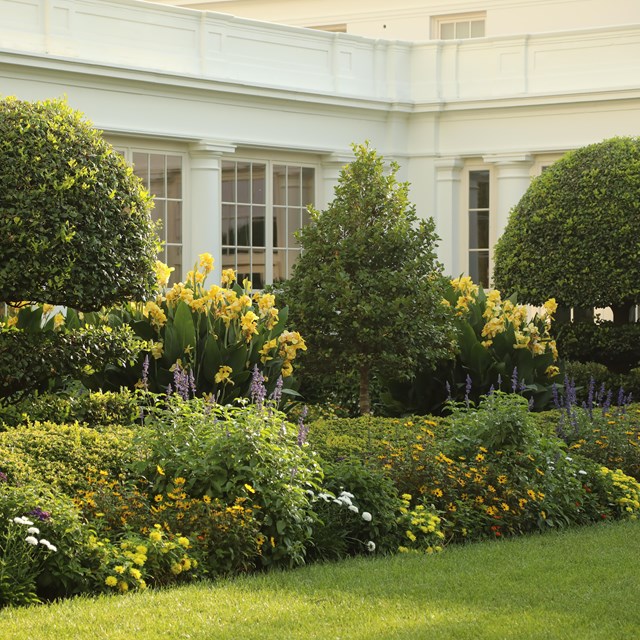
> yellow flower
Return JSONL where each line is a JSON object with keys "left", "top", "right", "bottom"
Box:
{"left": 157, "top": 465, "right": 165, "bottom": 476}
{"left": 214, "top": 365, "right": 234, "bottom": 385}
{"left": 545, "top": 365, "right": 560, "bottom": 378}
{"left": 178, "top": 536, "right": 190, "bottom": 549}
{"left": 53, "top": 313, "right": 65, "bottom": 329}
{"left": 198, "top": 252, "right": 214, "bottom": 275}
{"left": 244, "top": 483, "right": 256, "bottom": 494}
{"left": 118, "top": 581, "right": 129, "bottom": 592}
{"left": 105, "top": 576, "right": 118, "bottom": 587}
{"left": 257, "top": 293, "right": 276, "bottom": 316}
{"left": 114, "top": 565, "right": 125, "bottom": 574}
{"left": 182, "top": 558, "right": 192, "bottom": 571}
{"left": 144, "top": 301, "right": 167, "bottom": 328}
{"left": 406, "top": 530, "right": 417, "bottom": 542}
{"left": 221, "top": 268, "right": 236, "bottom": 286}
{"left": 155, "top": 260, "right": 174, "bottom": 287}
{"left": 543, "top": 298, "right": 558, "bottom": 317}
{"left": 150, "top": 341, "right": 164, "bottom": 359}
{"left": 241, "top": 311, "right": 259, "bottom": 341}
{"left": 129, "top": 568, "right": 141, "bottom": 580}
{"left": 259, "top": 338, "right": 277, "bottom": 364}
{"left": 149, "top": 530, "right": 162, "bottom": 542}
{"left": 281, "top": 360, "right": 293, "bottom": 378}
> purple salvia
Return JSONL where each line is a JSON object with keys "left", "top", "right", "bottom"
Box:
{"left": 297, "top": 405, "right": 309, "bottom": 447}
{"left": 596, "top": 382, "right": 606, "bottom": 406}
{"left": 173, "top": 364, "right": 191, "bottom": 401}
{"left": 270, "top": 376, "right": 284, "bottom": 406}
{"left": 552, "top": 382, "right": 561, "bottom": 410}
{"left": 511, "top": 367, "right": 519, "bottom": 393}
{"left": 141, "top": 354, "right": 150, "bottom": 390}
{"left": 519, "top": 378, "right": 527, "bottom": 393}
{"left": 587, "top": 377, "right": 595, "bottom": 416}
{"left": 465, "top": 374, "right": 472, "bottom": 407}
{"left": 29, "top": 507, "right": 51, "bottom": 522}
{"left": 250, "top": 365, "right": 267, "bottom": 410}
{"left": 189, "top": 369, "right": 197, "bottom": 398}
{"left": 617, "top": 386, "right": 625, "bottom": 407}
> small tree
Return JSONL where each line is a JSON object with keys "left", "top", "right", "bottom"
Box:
{"left": 0, "top": 96, "right": 158, "bottom": 400}
{"left": 0, "top": 96, "right": 158, "bottom": 310}
{"left": 493, "top": 137, "right": 640, "bottom": 324}
{"left": 285, "top": 142, "right": 453, "bottom": 415}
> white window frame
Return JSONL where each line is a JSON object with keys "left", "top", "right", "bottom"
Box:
{"left": 433, "top": 12, "right": 486, "bottom": 40}
{"left": 221, "top": 157, "right": 317, "bottom": 288}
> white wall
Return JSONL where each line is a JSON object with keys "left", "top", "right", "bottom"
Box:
{"left": 1, "top": 0, "right": 639, "bottom": 281}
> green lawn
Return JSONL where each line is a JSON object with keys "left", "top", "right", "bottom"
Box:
{"left": 1, "top": 520, "right": 638, "bottom": 640}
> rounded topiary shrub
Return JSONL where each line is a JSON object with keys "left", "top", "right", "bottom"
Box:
{"left": 493, "top": 137, "right": 640, "bottom": 323}
{"left": 0, "top": 96, "right": 158, "bottom": 309}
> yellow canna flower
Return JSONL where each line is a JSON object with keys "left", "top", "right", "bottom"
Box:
{"left": 198, "top": 252, "right": 214, "bottom": 275}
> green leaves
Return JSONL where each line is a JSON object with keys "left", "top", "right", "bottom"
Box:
{"left": 0, "top": 96, "right": 158, "bottom": 310}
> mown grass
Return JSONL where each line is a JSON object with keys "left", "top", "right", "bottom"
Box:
{"left": 1, "top": 520, "right": 638, "bottom": 640}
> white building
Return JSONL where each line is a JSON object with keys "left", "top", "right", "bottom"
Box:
{"left": 2, "top": 0, "right": 639, "bottom": 289}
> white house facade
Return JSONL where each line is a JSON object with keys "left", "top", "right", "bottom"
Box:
{"left": 1, "top": 0, "right": 640, "bottom": 289}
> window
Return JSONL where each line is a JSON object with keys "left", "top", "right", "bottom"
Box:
{"left": 130, "top": 151, "right": 184, "bottom": 284}
{"left": 434, "top": 13, "right": 485, "bottom": 40}
{"left": 222, "top": 161, "right": 314, "bottom": 288}
{"left": 468, "top": 170, "right": 490, "bottom": 288}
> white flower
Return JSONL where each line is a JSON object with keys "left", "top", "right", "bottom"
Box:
{"left": 40, "top": 540, "right": 57, "bottom": 552}
{"left": 340, "top": 491, "right": 355, "bottom": 499}
{"left": 565, "top": 456, "right": 573, "bottom": 462}
{"left": 362, "top": 511, "right": 372, "bottom": 522}
{"left": 27, "top": 527, "right": 40, "bottom": 535}
{"left": 332, "top": 499, "right": 343, "bottom": 506}
{"left": 348, "top": 505, "right": 359, "bottom": 514}
{"left": 25, "top": 536, "right": 38, "bottom": 546}
{"left": 339, "top": 496, "right": 353, "bottom": 506}
{"left": 578, "top": 470, "right": 587, "bottom": 475}
{"left": 13, "top": 516, "right": 34, "bottom": 526}
{"left": 366, "top": 541, "right": 376, "bottom": 552}
{"left": 317, "top": 493, "right": 332, "bottom": 502}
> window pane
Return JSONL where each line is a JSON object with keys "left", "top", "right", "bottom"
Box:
{"left": 132, "top": 152, "right": 149, "bottom": 187}
{"left": 440, "top": 23, "right": 454, "bottom": 39}
{"left": 167, "top": 244, "right": 182, "bottom": 283}
{"left": 273, "top": 165, "right": 287, "bottom": 206}
{"left": 150, "top": 154, "right": 165, "bottom": 198}
{"left": 252, "top": 163, "right": 266, "bottom": 205}
{"left": 302, "top": 167, "right": 314, "bottom": 205}
{"left": 273, "top": 249, "right": 286, "bottom": 282}
{"left": 252, "top": 205, "right": 266, "bottom": 247}
{"left": 237, "top": 205, "right": 250, "bottom": 246}
{"left": 288, "top": 207, "right": 301, "bottom": 248}
{"left": 167, "top": 201, "right": 182, "bottom": 244}
{"left": 288, "top": 248, "right": 302, "bottom": 278}
{"left": 470, "top": 20, "right": 485, "bottom": 37}
{"left": 166, "top": 155, "right": 182, "bottom": 199}
{"left": 237, "top": 162, "right": 251, "bottom": 203}
{"left": 236, "top": 249, "right": 251, "bottom": 284}
{"left": 469, "top": 211, "right": 489, "bottom": 250}
{"left": 251, "top": 249, "right": 265, "bottom": 290}
{"left": 222, "top": 247, "right": 236, "bottom": 271}
{"left": 456, "top": 21, "right": 470, "bottom": 39}
{"left": 222, "top": 162, "right": 235, "bottom": 202}
{"left": 469, "top": 171, "right": 490, "bottom": 209}
{"left": 273, "top": 206, "right": 286, "bottom": 248}
{"left": 151, "top": 200, "right": 166, "bottom": 238}
{"left": 469, "top": 251, "right": 489, "bottom": 289}
{"left": 287, "top": 166, "right": 301, "bottom": 206}
{"left": 222, "top": 204, "right": 235, "bottom": 246}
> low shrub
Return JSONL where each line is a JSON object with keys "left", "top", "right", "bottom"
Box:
{"left": 0, "top": 388, "right": 140, "bottom": 430}
{"left": 0, "top": 422, "right": 136, "bottom": 495}
{"left": 131, "top": 391, "right": 323, "bottom": 569}
{"left": 555, "top": 321, "right": 640, "bottom": 373}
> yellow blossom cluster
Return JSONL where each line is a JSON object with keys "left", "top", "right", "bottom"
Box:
{"left": 278, "top": 331, "right": 307, "bottom": 377}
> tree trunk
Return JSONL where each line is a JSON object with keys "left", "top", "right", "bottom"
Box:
{"left": 359, "top": 363, "right": 371, "bottom": 415}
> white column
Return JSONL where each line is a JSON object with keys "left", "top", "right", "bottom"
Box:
{"left": 188, "top": 140, "right": 236, "bottom": 275}
{"left": 483, "top": 153, "right": 534, "bottom": 236}
{"left": 434, "top": 157, "right": 463, "bottom": 277}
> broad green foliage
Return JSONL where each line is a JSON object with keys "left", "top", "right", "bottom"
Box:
{"left": 0, "top": 96, "right": 159, "bottom": 309}
{"left": 79, "top": 256, "right": 305, "bottom": 402}
{"left": 384, "top": 277, "right": 562, "bottom": 414}
{"left": 284, "top": 142, "right": 454, "bottom": 414}
{"left": 493, "top": 136, "right": 640, "bottom": 315}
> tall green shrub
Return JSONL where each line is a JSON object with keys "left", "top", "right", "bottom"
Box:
{"left": 0, "top": 96, "right": 158, "bottom": 309}
{"left": 493, "top": 137, "right": 640, "bottom": 324}
{"left": 284, "top": 142, "right": 454, "bottom": 415}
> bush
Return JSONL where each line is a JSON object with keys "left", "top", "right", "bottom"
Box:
{"left": 0, "top": 422, "right": 136, "bottom": 495}
{"left": 555, "top": 321, "right": 640, "bottom": 373}
{"left": 0, "top": 309, "right": 143, "bottom": 402}
{"left": 78, "top": 255, "right": 305, "bottom": 404}
{"left": 131, "top": 394, "right": 323, "bottom": 568}
{"left": 0, "top": 96, "right": 158, "bottom": 310}
{"left": 308, "top": 460, "right": 402, "bottom": 560}
{"left": 493, "top": 137, "right": 640, "bottom": 322}
{"left": 385, "top": 278, "right": 563, "bottom": 413}
{"left": 0, "top": 388, "right": 140, "bottom": 429}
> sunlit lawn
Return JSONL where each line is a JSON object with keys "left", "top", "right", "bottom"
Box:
{"left": 1, "top": 520, "right": 638, "bottom": 640}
